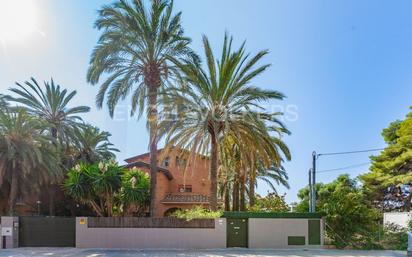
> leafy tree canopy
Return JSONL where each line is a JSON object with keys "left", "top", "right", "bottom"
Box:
{"left": 296, "top": 175, "right": 380, "bottom": 248}
{"left": 249, "top": 193, "right": 289, "bottom": 212}
{"left": 360, "top": 107, "right": 412, "bottom": 211}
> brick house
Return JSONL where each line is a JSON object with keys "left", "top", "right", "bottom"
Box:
{"left": 124, "top": 149, "right": 211, "bottom": 217}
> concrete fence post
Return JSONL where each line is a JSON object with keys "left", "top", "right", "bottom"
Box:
{"left": 1, "top": 216, "right": 19, "bottom": 249}
{"left": 407, "top": 231, "right": 412, "bottom": 257}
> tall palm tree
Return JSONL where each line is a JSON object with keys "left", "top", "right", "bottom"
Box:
{"left": 7, "top": 78, "right": 90, "bottom": 143}
{"left": 159, "top": 34, "right": 288, "bottom": 210}
{"left": 73, "top": 125, "right": 119, "bottom": 163}
{"left": 87, "top": 0, "right": 197, "bottom": 216}
{"left": 219, "top": 129, "right": 290, "bottom": 210}
{"left": 0, "top": 109, "right": 60, "bottom": 215}
{"left": 248, "top": 129, "right": 291, "bottom": 207}
{"left": 7, "top": 78, "right": 90, "bottom": 215}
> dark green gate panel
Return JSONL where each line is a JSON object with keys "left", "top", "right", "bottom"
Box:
{"left": 227, "top": 218, "right": 248, "bottom": 248}
{"left": 288, "top": 236, "right": 305, "bottom": 245}
{"left": 308, "top": 219, "right": 321, "bottom": 245}
{"left": 19, "top": 217, "right": 75, "bottom": 247}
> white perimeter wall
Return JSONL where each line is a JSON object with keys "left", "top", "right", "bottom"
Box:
{"left": 384, "top": 212, "right": 412, "bottom": 228}
{"left": 76, "top": 217, "right": 226, "bottom": 249}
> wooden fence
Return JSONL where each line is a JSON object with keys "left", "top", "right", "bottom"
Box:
{"left": 87, "top": 217, "right": 215, "bottom": 228}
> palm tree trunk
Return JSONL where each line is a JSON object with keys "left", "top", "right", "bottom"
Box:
{"left": 240, "top": 175, "right": 246, "bottom": 211}
{"left": 224, "top": 184, "right": 230, "bottom": 211}
{"left": 209, "top": 134, "right": 218, "bottom": 211}
{"left": 148, "top": 86, "right": 159, "bottom": 217}
{"left": 249, "top": 174, "right": 256, "bottom": 207}
{"left": 8, "top": 171, "right": 18, "bottom": 216}
{"left": 232, "top": 178, "right": 239, "bottom": 211}
{"left": 48, "top": 127, "right": 58, "bottom": 216}
{"left": 48, "top": 186, "right": 55, "bottom": 216}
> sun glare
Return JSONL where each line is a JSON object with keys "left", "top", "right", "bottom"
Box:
{"left": 0, "top": 0, "right": 39, "bottom": 43}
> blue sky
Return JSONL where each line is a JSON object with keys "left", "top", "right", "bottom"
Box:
{"left": 0, "top": 0, "right": 411, "bottom": 203}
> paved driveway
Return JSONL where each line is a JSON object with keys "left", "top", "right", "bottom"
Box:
{"left": 0, "top": 249, "right": 406, "bottom": 257}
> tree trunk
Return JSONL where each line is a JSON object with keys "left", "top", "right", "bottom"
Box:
{"left": 249, "top": 174, "right": 256, "bottom": 207}
{"left": 148, "top": 86, "right": 159, "bottom": 217}
{"left": 48, "top": 127, "right": 58, "bottom": 216}
{"left": 8, "top": 171, "right": 18, "bottom": 216}
{"left": 224, "top": 184, "right": 230, "bottom": 211}
{"left": 90, "top": 201, "right": 104, "bottom": 217}
{"left": 240, "top": 175, "right": 246, "bottom": 211}
{"left": 106, "top": 192, "right": 113, "bottom": 217}
{"left": 209, "top": 134, "right": 218, "bottom": 211}
{"left": 232, "top": 179, "right": 239, "bottom": 211}
{"left": 48, "top": 186, "right": 55, "bottom": 216}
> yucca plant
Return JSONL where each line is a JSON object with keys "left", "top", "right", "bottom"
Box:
{"left": 64, "top": 161, "right": 124, "bottom": 217}
{"left": 118, "top": 168, "right": 150, "bottom": 216}
{"left": 87, "top": 0, "right": 197, "bottom": 217}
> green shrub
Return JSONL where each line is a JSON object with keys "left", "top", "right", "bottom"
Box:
{"left": 248, "top": 193, "right": 289, "bottom": 212}
{"left": 64, "top": 161, "right": 149, "bottom": 216}
{"left": 172, "top": 206, "right": 222, "bottom": 221}
{"left": 118, "top": 168, "right": 150, "bottom": 216}
{"left": 379, "top": 223, "right": 408, "bottom": 250}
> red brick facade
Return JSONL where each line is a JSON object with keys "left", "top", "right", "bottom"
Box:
{"left": 124, "top": 149, "right": 211, "bottom": 217}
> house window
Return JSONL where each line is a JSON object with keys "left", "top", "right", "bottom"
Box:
{"left": 161, "top": 157, "right": 170, "bottom": 167}
{"left": 178, "top": 185, "right": 192, "bottom": 193}
{"left": 176, "top": 156, "right": 187, "bottom": 167}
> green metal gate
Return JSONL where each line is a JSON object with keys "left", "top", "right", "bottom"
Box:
{"left": 227, "top": 218, "right": 248, "bottom": 248}
{"left": 19, "top": 217, "right": 75, "bottom": 247}
{"left": 308, "top": 219, "right": 321, "bottom": 245}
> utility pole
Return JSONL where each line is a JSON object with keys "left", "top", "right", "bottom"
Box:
{"left": 311, "top": 151, "right": 317, "bottom": 213}
{"left": 308, "top": 169, "right": 312, "bottom": 212}
{"left": 308, "top": 148, "right": 383, "bottom": 213}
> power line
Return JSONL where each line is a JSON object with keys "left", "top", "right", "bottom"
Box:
{"left": 309, "top": 147, "right": 386, "bottom": 213}
{"left": 317, "top": 162, "right": 371, "bottom": 174}
{"left": 318, "top": 148, "right": 385, "bottom": 157}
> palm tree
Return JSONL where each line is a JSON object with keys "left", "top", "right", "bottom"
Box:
{"left": 255, "top": 165, "right": 289, "bottom": 193}
{"left": 73, "top": 125, "right": 119, "bottom": 163}
{"left": 219, "top": 128, "right": 290, "bottom": 210}
{"left": 7, "top": 78, "right": 90, "bottom": 143}
{"left": 87, "top": 0, "right": 197, "bottom": 216}
{"left": 7, "top": 78, "right": 90, "bottom": 215}
{"left": 0, "top": 94, "right": 8, "bottom": 109}
{"left": 248, "top": 129, "right": 291, "bottom": 207}
{"left": 159, "top": 34, "right": 288, "bottom": 210}
{"left": 0, "top": 109, "right": 60, "bottom": 215}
